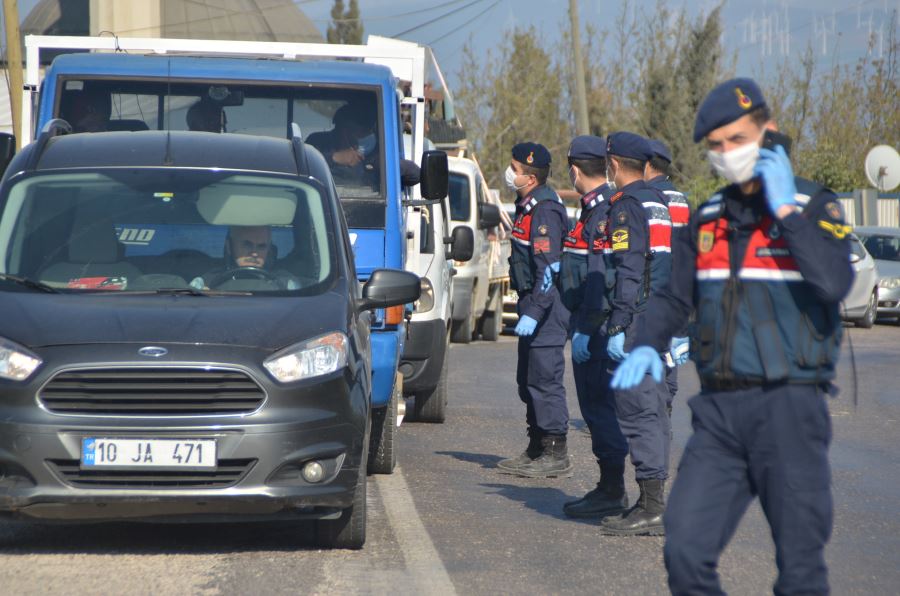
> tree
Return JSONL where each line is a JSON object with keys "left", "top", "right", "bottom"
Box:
{"left": 456, "top": 28, "right": 569, "bottom": 198}
{"left": 327, "top": 0, "right": 363, "bottom": 45}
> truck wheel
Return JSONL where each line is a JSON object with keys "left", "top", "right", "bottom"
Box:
{"left": 411, "top": 341, "right": 448, "bottom": 423}
{"left": 451, "top": 310, "right": 474, "bottom": 344}
{"left": 856, "top": 290, "right": 877, "bottom": 329}
{"left": 316, "top": 461, "right": 367, "bottom": 549}
{"left": 368, "top": 387, "right": 398, "bottom": 474}
{"left": 480, "top": 287, "right": 503, "bottom": 342}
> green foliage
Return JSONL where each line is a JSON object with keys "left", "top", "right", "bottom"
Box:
{"left": 327, "top": 0, "right": 363, "bottom": 45}
{"left": 455, "top": 2, "right": 897, "bottom": 201}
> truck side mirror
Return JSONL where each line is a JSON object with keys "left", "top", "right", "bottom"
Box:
{"left": 0, "top": 133, "right": 15, "bottom": 176}
{"left": 449, "top": 226, "right": 474, "bottom": 262}
{"left": 419, "top": 150, "right": 448, "bottom": 201}
{"left": 359, "top": 269, "right": 421, "bottom": 312}
{"left": 478, "top": 203, "right": 502, "bottom": 229}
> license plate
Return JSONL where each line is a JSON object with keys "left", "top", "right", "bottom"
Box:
{"left": 81, "top": 438, "right": 217, "bottom": 469}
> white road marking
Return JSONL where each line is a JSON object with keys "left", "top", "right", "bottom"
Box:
{"left": 374, "top": 467, "right": 457, "bottom": 595}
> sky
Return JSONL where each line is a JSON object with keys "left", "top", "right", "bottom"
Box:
{"left": 4, "top": 0, "right": 898, "bottom": 91}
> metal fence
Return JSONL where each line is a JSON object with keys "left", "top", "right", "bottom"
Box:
{"left": 837, "top": 192, "right": 899, "bottom": 228}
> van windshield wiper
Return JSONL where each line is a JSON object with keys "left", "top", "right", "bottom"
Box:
{"left": 0, "top": 274, "right": 60, "bottom": 293}
{"left": 152, "top": 287, "right": 252, "bottom": 297}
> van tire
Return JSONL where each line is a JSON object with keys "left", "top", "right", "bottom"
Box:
{"left": 316, "top": 460, "right": 367, "bottom": 549}
{"left": 411, "top": 341, "right": 448, "bottom": 423}
{"left": 368, "top": 389, "right": 397, "bottom": 474}
{"left": 451, "top": 310, "right": 474, "bottom": 343}
{"left": 480, "top": 287, "right": 503, "bottom": 342}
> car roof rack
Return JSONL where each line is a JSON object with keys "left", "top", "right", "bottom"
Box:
{"left": 24, "top": 118, "right": 73, "bottom": 172}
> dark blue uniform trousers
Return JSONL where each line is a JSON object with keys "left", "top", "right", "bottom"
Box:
{"left": 611, "top": 369, "right": 671, "bottom": 480}
{"left": 517, "top": 338, "right": 568, "bottom": 436}
{"left": 665, "top": 365, "right": 678, "bottom": 408}
{"left": 664, "top": 384, "right": 832, "bottom": 596}
{"left": 572, "top": 353, "right": 627, "bottom": 466}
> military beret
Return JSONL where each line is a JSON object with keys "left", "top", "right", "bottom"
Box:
{"left": 606, "top": 132, "right": 652, "bottom": 161}
{"left": 567, "top": 135, "right": 607, "bottom": 160}
{"left": 512, "top": 142, "right": 551, "bottom": 168}
{"left": 693, "top": 77, "right": 767, "bottom": 142}
{"left": 647, "top": 139, "right": 672, "bottom": 163}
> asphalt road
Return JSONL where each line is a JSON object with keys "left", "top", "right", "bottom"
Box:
{"left": 0, "top": 324, "right": 898, "bottom": 595}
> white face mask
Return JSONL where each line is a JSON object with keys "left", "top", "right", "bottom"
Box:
{"left": 505, "top": 166, "right": 528, "bottom": 192}
{"left": 568, "top": 166, "right": 578, "bottom": 191}
{"left": 706, "top": 131, "right": 765, "bottom": 184}
{"left": 606, "top": 162, "right": 617, "bottom": 192}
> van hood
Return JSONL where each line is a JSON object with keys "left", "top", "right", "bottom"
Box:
{"left": 0, "top": 290, "right": 350, "bottom": 351}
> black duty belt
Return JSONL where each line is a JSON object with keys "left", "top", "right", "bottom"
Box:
{"left": 701, "top": 377, "right": 820, "bottom": 392}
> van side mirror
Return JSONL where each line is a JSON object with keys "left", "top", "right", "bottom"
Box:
{"left": 359, "top": 269, "right": 421, "bottom": 312}
{"left": 419, "top": 150, "right": 448, "bottom": 201}
{"left": 0, "top": 133, "right": 15, "bottom": 176}
{"left": 478, "top": 203, "right": 502, "bottom": 229}
{"left": 449, "top": 226, "right": 474, "bottom": 262}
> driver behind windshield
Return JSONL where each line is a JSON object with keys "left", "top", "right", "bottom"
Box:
{"left": 306, "top": 102, "right": 378, "bottom": 186}
{"left": 190, "top": 225, "right": 299, "bottom": 291}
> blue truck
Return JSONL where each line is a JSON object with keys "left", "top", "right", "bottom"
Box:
{"left": 16, "top": 36, "right": 457, "bottom": 474}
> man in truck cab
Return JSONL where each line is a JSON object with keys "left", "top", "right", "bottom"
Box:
{"left": 306, "top": 102, "right": 378, "bottom": 187}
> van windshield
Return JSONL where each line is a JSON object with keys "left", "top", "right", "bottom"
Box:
{"left": 0, "top": 170, "right": 334, "bottom": 295}
{"left": 55, "top": 79, "right": 384, "bottom": 225}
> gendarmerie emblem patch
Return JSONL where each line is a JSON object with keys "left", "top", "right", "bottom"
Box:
{"left": 698, "top": 230, "right": 714, "bottom": 253}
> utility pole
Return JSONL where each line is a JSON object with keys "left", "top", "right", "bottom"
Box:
{"left": 569, "top": 0, "right": 590, "bottom": 136}
{"left": 3, "top": 0, "right": 24, "bottom": 149}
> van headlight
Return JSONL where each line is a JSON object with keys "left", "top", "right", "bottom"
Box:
{"left": 0, "top": 337, "right": 41, "bottom": 381}
{"left": 264, "top": 332, "right": 349, "bottom": 383}
{"left": 414, "top": 278, "right": 435, "bottom": 313}
{"left": 879, "top": 277, "right": 900, "bottom": 290}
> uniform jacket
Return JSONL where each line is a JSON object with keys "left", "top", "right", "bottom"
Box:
{"left": 603, "top": 179, "right": 673, "bottom": 335}
{"left": 647, "top": 175, "right": 690, "bottom": 228}
{"left": 634, "top": 177, "right": 853, "bottom": 386}
{"left": 510, "top": 184, "right": 570, "bottom": 345}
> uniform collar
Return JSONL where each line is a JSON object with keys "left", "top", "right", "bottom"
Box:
{"left": 647, "top": 175, "right": 674, "bottom": 191}
{"left": 581, "top": 183, "right": 610, "bottom": 210}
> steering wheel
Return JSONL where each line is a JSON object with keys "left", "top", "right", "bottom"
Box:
{"left": 206, "top": 267, "right": 282, "bottom": 289}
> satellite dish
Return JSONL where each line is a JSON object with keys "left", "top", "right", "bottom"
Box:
{"left": 864, "top": 145, "right": 900, "bottom": 191}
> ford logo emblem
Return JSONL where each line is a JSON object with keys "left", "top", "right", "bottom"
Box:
{"left": 138, "top": 346, "right": 168, "bottom": 358}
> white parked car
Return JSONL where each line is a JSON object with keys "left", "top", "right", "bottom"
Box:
{"left": 855, "top": 226, "right": 900, "bottom": 323}
{"left": 842, "top": 233, "right": 879, "bottom": 328}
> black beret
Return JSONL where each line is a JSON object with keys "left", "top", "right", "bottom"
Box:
{"left": 512, "top": 142, "right": 551, "bottom": 168}
{"left": 647, "top": 139, "right": 672, "bottom": 163}
{"left": 567, "top": 135, "right": 607, "bottom": 160}
{"left": 693, "top": 78, "right": 767, "bottom": 142}
{"left": 606, "top": 132, "right": 652, "bottom": 161}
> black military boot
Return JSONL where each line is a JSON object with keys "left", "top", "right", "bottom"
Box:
{"left": 515, "top": 435, "right": 573, "bottom": 478}
{"left": 497, "top": 430, "right": 543, "bottom": 473}
{"left": 563, "top": 464, "right": 629, "bottom": 519}
{"left": 598, "top": 478, "right": 665, "bottom": 536}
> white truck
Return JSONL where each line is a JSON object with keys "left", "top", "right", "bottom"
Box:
{"left": 448, "top": 156, "right": 511, "bottom": 342}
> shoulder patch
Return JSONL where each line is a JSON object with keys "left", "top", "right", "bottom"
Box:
{"left": 616, "top": 210, "right": 627, "bottom": 224}
{"left": 825, "top": 201, "right": 843, "bottom": 220}
{"left": 538, "top": 224, "right": 549, "bottom": 235}
{"left": 611, "top": 228, "right": 630, "bottom": 251}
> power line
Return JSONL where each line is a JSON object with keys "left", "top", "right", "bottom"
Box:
{"left": 326, "top": 0, "right": 479, "bottom": 24}
{"left": 392, "top": 0, "right": 489, "bottom": 38}
{"left": 428, "top": 0, "right": 502, "bottom": 46}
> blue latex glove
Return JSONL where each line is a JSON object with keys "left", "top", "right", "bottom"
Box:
{"left": 669, "top": 336, "right": 690, "bottom": 366}
{"left": 515, "top": 315, "right": 538, "bottom": 337}
{"left": 754, "top": 146, "right": 797, "bottom": 214}
{"left": 540, "top": 261, "right": 561, "bottom": 293}
{"left": 611, "top": 346, "right": 665, "bottom": 389}
{"left": 571, "top": 332, "right": 591, "bottom": 364}
{"left": 606, "top": 332, "right": 627, "bottom": 362}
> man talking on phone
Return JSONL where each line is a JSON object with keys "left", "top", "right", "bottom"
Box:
{"left": 611, "top": 78, "right": 853, "bottom": 594}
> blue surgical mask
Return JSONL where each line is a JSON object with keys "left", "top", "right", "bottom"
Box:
{"left": 358, "top": 134, "right": 376, "bottom": 157}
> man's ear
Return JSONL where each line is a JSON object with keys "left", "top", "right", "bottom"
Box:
{"left": 765, "top": 120, "right": 778, "bottom": 132}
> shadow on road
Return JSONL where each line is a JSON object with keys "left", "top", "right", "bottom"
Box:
{"left": 480, "top": 483, "right": 600, "bottom": 526}
{"left": 0, "top": 519, "right": 324, "bottom": 555}
{"left": 435, "top": 450, "right": 505, "bottom": 469}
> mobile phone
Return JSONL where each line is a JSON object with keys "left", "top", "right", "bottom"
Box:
{"left": 762, "top": 129, "right": 792, "bottom": 157}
